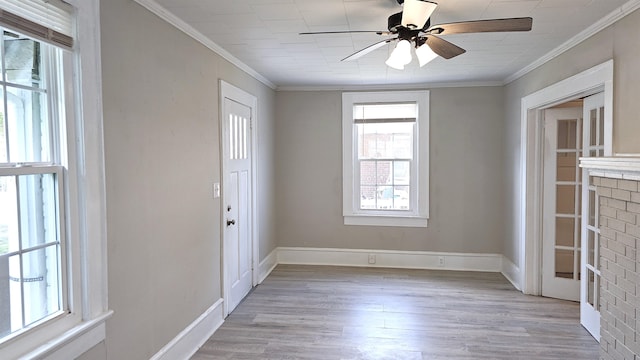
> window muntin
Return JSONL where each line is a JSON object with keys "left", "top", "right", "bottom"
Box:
{"left": 0, "top": 29, "right": 66, "bottom": 344}
{"left": 342, "top": 91, "right": 429, "bottom": 227}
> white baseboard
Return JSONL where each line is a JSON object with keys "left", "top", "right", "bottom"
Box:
{"left": 500, "top": 256, "right": 521, "bottom": 291}
{"left": 150, "top": 299, "right": 224, "bottom": 360}
{"left": 277, "top": 247, "right": 502, "bottom": 272}
{"left": 258, "top": 248, "right": 278, "bottom": 284}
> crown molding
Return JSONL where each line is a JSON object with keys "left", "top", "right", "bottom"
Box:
{"left": 504, "top": 0, "right": 640, "bottom": 84}
{"left": 133, "top": 0, "right": 277, "bottom": 90}
{"left": 276, "top": 80, "right": 504, "bottom": 92}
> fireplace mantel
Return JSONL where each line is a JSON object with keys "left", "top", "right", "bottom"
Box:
{"left": 580, "top": 156, "right": 640, "bottom": 180}
{"left": 579, "top": 156, "right": 640, "bottom": 360}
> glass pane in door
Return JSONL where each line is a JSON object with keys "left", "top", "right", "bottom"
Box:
{"left": 556, "top": 249, "right": 575, "bottom": 279}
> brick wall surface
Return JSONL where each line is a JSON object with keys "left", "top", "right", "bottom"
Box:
{"left": 596, "top": 176, "right": 640, "bottom": 360}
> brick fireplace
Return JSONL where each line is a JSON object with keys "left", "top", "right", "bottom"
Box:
{"left": 581, "top": 157, "right": 640, "bottom": 360}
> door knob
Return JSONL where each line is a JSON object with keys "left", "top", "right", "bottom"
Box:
{"left": 226, "top": 219, "right": 236, "bottom": 226}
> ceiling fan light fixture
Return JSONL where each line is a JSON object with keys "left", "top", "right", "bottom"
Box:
{"left": 416, "top": 43, "right": 438, "bottom": 67}
{"left": 401, "top": 0, "right": 438, "bottom": 29}
{"left": 386, "top": 39, "right": 412, "bottom": 69}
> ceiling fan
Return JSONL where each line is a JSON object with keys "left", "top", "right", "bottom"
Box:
{"left": 300, "top": 0, "right": 533, "bottom": 70}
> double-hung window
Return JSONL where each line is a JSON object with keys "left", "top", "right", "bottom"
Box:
{"left": 0, "top": 1, "right": 110, "bottom": 359}
{"left": 0, "top": 18, "right": 68, "bottom": 343}
{"left": 342, "top": 91, "right": 430, "bottom": 227}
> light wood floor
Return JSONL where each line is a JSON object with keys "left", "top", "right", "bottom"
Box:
{"left": 191, "top": 265, "right": 599, "bottom": 360}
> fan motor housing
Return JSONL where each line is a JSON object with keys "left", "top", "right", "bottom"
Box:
{"left": 388, "top": 11, "right": 431, "bottom": 33}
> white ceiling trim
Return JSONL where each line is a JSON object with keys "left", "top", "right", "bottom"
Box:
{"left": 276, "top": 80, "right": 504, "bottom": 92}
{"left": 505, "top": 0, "right": 640, "bottom": 84}
{"left": 133, "top": 0, "right": 277, "bottom": 90}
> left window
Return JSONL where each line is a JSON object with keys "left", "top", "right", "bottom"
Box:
{"left": 0, "top": 28, "right": 67, "bottom": 343}
{"left": 0, "top": 0, "right": 109, "bottom": 358}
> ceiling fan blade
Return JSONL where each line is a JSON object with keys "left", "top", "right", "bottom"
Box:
{"left": 425, "top": 35, "right": 466, "bottom": 59}
{"left": 342, "top": 38, "right": 397, "bottom": 61}
{"left": 426, "top": 17, "right": 533, "bottom": 35}
{"left": 300, "top": 30, "right": 390, "bottom": 35}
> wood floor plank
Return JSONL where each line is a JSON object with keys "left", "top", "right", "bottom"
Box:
{"left": 192, "top": 265, "right": 599, "bottom": 360}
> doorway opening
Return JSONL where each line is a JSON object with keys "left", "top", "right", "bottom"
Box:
{"left": 220, "top": 80, "right": 259, "bottom": 317}
{"left": 519, "top": 60, "right": 613, "bottom": 340}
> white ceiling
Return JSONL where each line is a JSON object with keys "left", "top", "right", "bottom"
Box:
{"left": 153, "top": 0, "right": 629, "bottom": 88}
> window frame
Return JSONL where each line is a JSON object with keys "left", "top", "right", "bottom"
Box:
{"left": 342, "top": 90, "right": 430, "bottom": 227}
{"left": 0, "top": 0, "right": 111, "bottom": 358}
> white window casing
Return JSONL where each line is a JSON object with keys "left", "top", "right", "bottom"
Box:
{"left": 342, "top": 90, "right": 430, "bottom": 227}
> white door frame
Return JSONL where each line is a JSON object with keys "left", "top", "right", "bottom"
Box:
{"left": 518, "top": 60, "right": 613, "bottom": 295}
{"left": 220, "top": 80, "right": 259, "bottom": 316}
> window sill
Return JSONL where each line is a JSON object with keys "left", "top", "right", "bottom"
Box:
{"left": 2, "top": 310, "right": 113, "bottom": 360}
{"left": 344, "top": 215, "right": 428, "bottom": 227}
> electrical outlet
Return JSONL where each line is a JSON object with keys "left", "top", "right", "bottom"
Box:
{"left": 368, "top": 254, "right": 376, "bottom": 264}
{"left": 438, "top": 256, "right": 445, "bottom": 267}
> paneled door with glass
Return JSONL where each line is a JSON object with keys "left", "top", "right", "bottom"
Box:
{"left": 580, "top": 92, "right": 605, "bottom": 341}
{"left": 542, "top": 107, "right": 583, "bottom": 302}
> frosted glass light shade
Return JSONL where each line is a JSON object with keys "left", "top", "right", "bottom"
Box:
{"left": 385, "top": 40, "right": 412, "bottom": 70}
{"left": 416, "top": 44, "right": 438, "bottom": 67}
{"left": 401, "top": 0, "right": 438, "bottom": 29}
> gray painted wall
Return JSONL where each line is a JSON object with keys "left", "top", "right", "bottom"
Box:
{"left": 275, "top": 87, "right": 505, "bottom": 254}
{"left": 503, "top": 9, "right": 640, "bottom": 266}
{"left": 84, "top": 0, "right": 277, "bottom": 359}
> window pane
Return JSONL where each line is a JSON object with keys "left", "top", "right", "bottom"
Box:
{"left": 4, "top": 33, "right": 42, "bottom": 87}
{"left": 555, "top": 217, "right": 575, "bottom": 247}
{"left": 376, "top": 161, "right": 392, "bottom": 185}
{"left": 359, "top": 161, "right": 376, "bottom": 186}
{"left": 587, "top": 269, "right": 596, "bottom": 307}
{"left": 557, "top": 119, "right": 577, "bottom": 149}
{"left": 377, "top": 186, "right": 393, "bottom": 209}
{"left": 393, "top": 161, "right": 410, "bottom": 185}
{"left": 587, "top": 230, "right": 595, "bottom": 267}
{"left": 354, "top": 103, "right": 416, "bottom": 120}
{"left": 393, "top": 185, "right": 410, "bottom": 210}
{"left": 357, "top": 122, "right": 413, "bottom": 159}
{"left": 6, "top": 87, "right": 50, "bottom": 163}
{"left": 22, "top": 245, "right": 60, "bottom": 326}
{"left": 556, "top": 184, "right": 576, "bottom": 214}
{"left": 4, "top": 254, "right": 22, "bottom": 336}
{"left": 18, "top": 174, "right": 59, "bottom": 250}
{"left": 360, "top": 186, "right": 376, "bottom": 209}
{"left": 589, "top": 189, "right": 596, "bottom": 226}
{"left": 0, "top": 175, "right": 18, "bottom": 255}
{"left": 0, "top": 91, "right": 6, "bottom": 162}
{"left": 555, "top": 249, "right": 574, "bottom": 279}
{"left": 599, "top": 107, "right": 605, "bottom": 146}
{"left": 590, "top": 109, "right": 597, "bottom": 146}
{"left": 556, "top": 153, "right": 576, "bottom": 181}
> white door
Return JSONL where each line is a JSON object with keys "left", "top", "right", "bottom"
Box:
{"left": 580, "top": 92, "right": 605, "bottom": 340}
{"left": 222, "top": 96, "right": 253, "bottom": 315}
{"left": 542, "top": 107, "right": 582, "bottom": 301}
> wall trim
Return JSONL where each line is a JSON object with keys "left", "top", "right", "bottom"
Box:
{"left": 150, "top": 299, "right": 224, "bottom": 360}
{"left": 500, "top": 256, "right": 521, "bottom": 291}
{"left": 505, "top": 0, "right": 640, "bottom": 84}
{"left": 132, "top": 0, "right": 276, "bottom": 90}
{"left": 277, "top": 247, "right": 502, "bottom": 272}
{"left": 258, "top": 248, "right": 278, "bottom": 284}
{"left": 276, "top": 81, "right": 504, "bottom": 92}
